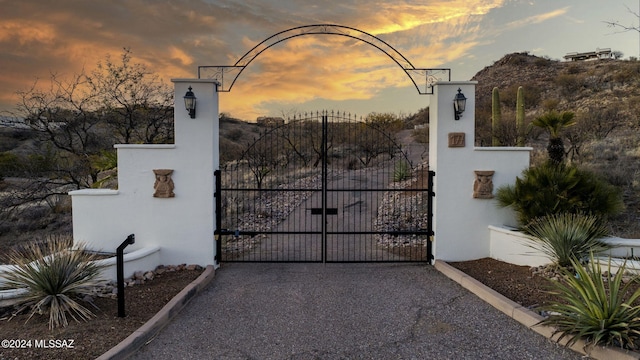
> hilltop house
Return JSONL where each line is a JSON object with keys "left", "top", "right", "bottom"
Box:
{"left": 564, "top": 48, "right": 613, "bottom": 61}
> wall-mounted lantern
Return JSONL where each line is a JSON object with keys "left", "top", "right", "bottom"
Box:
{"left": 453, "top": 88, "right": 467, "bottom": 120}
{"left": 183, "top": 86, "right": 197, "bottom": 119}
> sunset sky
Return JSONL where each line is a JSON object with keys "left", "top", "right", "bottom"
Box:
{"left": 1, "top": 0, "right": 638, "bottom": 120}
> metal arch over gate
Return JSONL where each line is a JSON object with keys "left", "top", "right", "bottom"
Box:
{"left": 215, "top": 111, "right": 434, "bottom": 263}
{"left": 198, "top": 24, "right": 450, "bottom": 94}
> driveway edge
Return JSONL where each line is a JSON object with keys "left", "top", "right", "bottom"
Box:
{"left": 434, "top": 260, "right": 640, "bottom": 360}
{"left": 96, "top": 265, "right": 216, "bottom": 360}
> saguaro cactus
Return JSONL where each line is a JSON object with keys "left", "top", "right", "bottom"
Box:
{"left": 491, "top": 87, "right": 501, "bottom": 146}
{"left": 516, "top": 86, "right": 525, "bottom": 147}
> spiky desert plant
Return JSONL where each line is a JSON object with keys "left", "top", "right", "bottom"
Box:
{"left": 539, "top": 254, "right": 640, "bottom": 349}
{"left": 516, "top": 86, "right": 525, "bottom": 147}
{"left": 393, "top": 160, "right": 411, "bottom": 182}
{"left": 491, "top": 87, "right": 502, "bottom": 146}
{"left": 524, "top": 213, "right": 609, "bottom": 268}
{"left": 0, "top": 238, "right": 106, "bottom": 329}
{"left": 532, "top": 110, "right": 576, "bottom": 164}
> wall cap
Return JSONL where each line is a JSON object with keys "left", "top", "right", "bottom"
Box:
{"left": 434, "top": 80, "right": 478, "bottom": 86}
{"left": 171, "top": 78, "right": 221, "bottom": 85}
{"left": 474, "top": 147, "right": 533, "bottom": 152}
{"left": 69, "top": 189, "right": 119, "bottom": 196}
{"left": 114, "top": 144, "right": 176, "bottom": 150}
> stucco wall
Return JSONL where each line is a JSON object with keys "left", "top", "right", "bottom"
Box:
{"left": 70, "top": 79, "right": 219, "bottom": 267}
{"left": 430, "top": 82, "right": 531, "bottom": 262}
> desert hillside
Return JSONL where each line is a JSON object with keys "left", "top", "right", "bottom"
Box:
{"left": 472, "top": 52, "right": 640, "bottom": 237}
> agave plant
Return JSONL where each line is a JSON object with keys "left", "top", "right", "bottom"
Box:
{"left": 0, "top": 237, "right": 106, "bottom": 329}
{"left": 524, "top": 213, "right": 609, "bottom": 268}
{"left": 539, "top": 254, "right": 640, "bottom": 350}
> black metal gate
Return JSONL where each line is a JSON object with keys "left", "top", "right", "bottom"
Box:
{"left": 215, "top": 111, "right": 434, "bottom": 263}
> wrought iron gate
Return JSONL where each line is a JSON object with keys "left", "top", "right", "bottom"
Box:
{"left": 215, "top": 111, "right": 434, "bottom": 263}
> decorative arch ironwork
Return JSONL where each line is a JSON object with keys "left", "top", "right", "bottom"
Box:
{"left": 198, "top": 24, "right": 450, "bottom": 95}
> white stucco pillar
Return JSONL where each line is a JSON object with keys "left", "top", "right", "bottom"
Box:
{"left": 429, "top": 81, "right": 531, "bottom": 262}
{"left": 168, "top": 79, "right": 220, "bottom": 266}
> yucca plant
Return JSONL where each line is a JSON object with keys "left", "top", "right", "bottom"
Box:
{"left": 524, "top": 213, "right": 609, "bottom": 268}
{"left": 393, "top": 160, "right": 411, "bottom": 182}
{"left": 0, "top": 237, "right": 106, "bottom": 329}
{"left": 539, "top": 254, "right": 640, "bottom": 350}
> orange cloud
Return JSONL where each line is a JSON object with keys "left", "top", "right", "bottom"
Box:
{"left": 168, "top": 46, "right": 194, "bottom": 66}
{"left": 218, "top": 33, "right": 454, "bottom": 119}
{"left": 0, "top": 0, "right": 512, "bottom": 121}
{"left": 0, "top": 20, "right": 57, "bottom": 45}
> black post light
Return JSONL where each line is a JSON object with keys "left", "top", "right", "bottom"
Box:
{"left": 183, "top": 86, "right": 197, "bottom": 119}
{"left": 453, "top": 88, "right": 467, "bottom": 120}
{"left": 117, "top": 234, "right": 135, "bottom": 318}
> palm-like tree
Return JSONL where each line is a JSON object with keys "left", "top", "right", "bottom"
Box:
{"left": 532, "top": 111, "right": 576, "bottom": 164}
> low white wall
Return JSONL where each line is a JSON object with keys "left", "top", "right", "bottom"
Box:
{"left": 488, "top": 225, "right": 551, "bottom": 267}
{"left": 0, "top": 246, "right": 161, "bottom": 306}
{"left": 488, "top": 225, "right": 640, "bottom": 269}
{"left": 595, "top": 256, "right": 640, "bottom": 275}
{"left": 0, "top": 247, "right": 160, "bottom": 285}
{"left": 600, "top": 237, "right": 640, "bottom": 258}
{"left": 95, "top": 245, "right": 161, "bottom": 282}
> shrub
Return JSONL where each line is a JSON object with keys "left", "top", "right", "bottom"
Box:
{"left": 0, "top": 238, "right": 106, "bottom": 329}
{"left": 0, "top": 152, "right": 21, "bottom": 178}
{"left": 539, "top": 254, "right": 640, "bottom": 350}
{"left": 226, "top": 128, "right": 244, "bottom": 142}
{"left": 534, "top": 56, "right": 552, "bottom": 67}
{"left": 524, "top": 213, "right": 609, "bottom": 268}
{"left": 555, "top": 73, "right": 585, "bottom": 98}
{"left": 411, "top": 126, "right": 429, "bottom": 144}
{"left": 495, "top": 162, "right": 623, "bottom": 227}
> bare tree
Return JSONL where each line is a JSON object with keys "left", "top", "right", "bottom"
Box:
{"left": 352, "top": 113, "right": 403, "bottom": 165}
{"left": 243, "top": 132, "right": 282, "bottom": 190}
{"left": 277, "top": 120, "right": 313, "bottom": 167}
{"left": 16, "top": 71, "right": 108, "bottom": 188}
{"left": 603, "top": 3, "right": 640, "bottom": 58}
{"left": 565, "top": 106, "right": 624, "bottom": 162}
{"left": 2, "top": 49, "right": 175, "bottom": 235}
{"left": 89, "top": 48, "right": 174, "bottom": 144}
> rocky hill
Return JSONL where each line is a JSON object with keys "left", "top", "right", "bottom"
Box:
{"left": 473, "top": 52, "right": 640, "bottom": 115}
{"left": 471, "top": 52, "right": 640, "bottom": 237}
